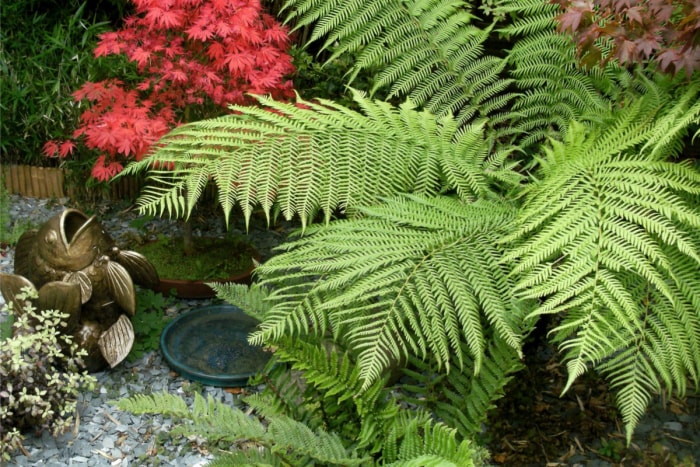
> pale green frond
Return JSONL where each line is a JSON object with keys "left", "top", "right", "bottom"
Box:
{"left": 210, "top": 282, "right": 272, "bottom": 321}
{"left": 641, "top": 76, "right": 700, "bottom": 159}
{"left": 250, "top": 288, "right": 330, "bottom": 344}
{"left": 599, "top": 346, "right": 659, "bottom": 443}
{"left": 253, "top": 195, "right": 522, "bottom": 390}
{"left": 122, "top": 92, "right": 505, "bottom": 227}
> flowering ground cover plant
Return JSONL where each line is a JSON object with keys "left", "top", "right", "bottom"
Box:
{"left": 44, "top": 0, "right": 295, "bottom": 181}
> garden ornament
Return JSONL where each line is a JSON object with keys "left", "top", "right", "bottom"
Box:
{"left": 0, "top": 208, "right": 159, "bottom": 371}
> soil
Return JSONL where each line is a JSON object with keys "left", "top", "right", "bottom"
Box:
{"left": 485, "top": 332, "right": 700, "bottom": 466}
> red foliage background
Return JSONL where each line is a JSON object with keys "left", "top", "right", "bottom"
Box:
{"left": 45, "top": 0, "right": 295, "bottom": 181}
{"left": 554, "top": 0, "right": 700, "bottom": 76}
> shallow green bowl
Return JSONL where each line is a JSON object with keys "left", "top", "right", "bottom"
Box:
{"left": 160, "top": 305, "right": 271, "bottom": 387}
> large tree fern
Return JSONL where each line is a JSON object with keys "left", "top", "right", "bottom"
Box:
{"left": 114, "top": 0, "right": 700, "bottom": 458}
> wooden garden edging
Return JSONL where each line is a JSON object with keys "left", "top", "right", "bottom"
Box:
{"left": 1, "top": 164, "right": 143, "bottom": 200}
{"left": 1, "top": 165, "right": 66, "bottom": 199}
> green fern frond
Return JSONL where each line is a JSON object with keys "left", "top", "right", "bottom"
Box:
{"left": 246, "top": 331, "right": 398, "bottom": 447}
{"left": 492, "top": 0, "right": 559, "bottom": 37}
{"left": 400, "top": 335, "right": 524, "bottom": 438}
{"left": 387, "top": 418, "right": 479, "bottom": 467}
{"left": 113, "top": 391, "right": 190, "bottom": 418}
{"left": 504, "top": 107, "right": 700, "bottom": 440}
{"left": 117, "top": 391, "right": 371, "bottom": 465}
{"left": 282, "top": 0, "right": 515, "bottom": 125}
{"left": 243, "top": 334, "right": 491, "bottom": 463}
{"left": 211, "top": 282, "right": 273, "bottom": 321}
{"left": 207, "top": 450, "right": 281, "bottom": 467}
{"left": 267, "top": 415, "right": 368, "bottom": 466}
{"left": 120, "top": 92, "right": 501, "bottom": 227}
{"left": 246, "top": 364, "right": 318, "bottom": 428}
{"left": 116, "top": 392, "right": 267, "bottom": 442}
{"left": 504, "top": 31, "right": 616, "bottom": 146}
{"left": 641, "top": 76, "right": 700, "bottom": 159}
{"left": 250, "top": 194, "right": 525, "bottom": 391}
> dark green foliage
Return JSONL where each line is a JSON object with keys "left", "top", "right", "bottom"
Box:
{"left": 116, "top": 383, "right": 487, "bottom": 465}
{"left": 127, "top": 288, "right": 173, "bottom": 362}
{"left": 0, "top": 288, "right": 96, "bottom": 461}
{"left": 213, "top": 285, "right": 491, "bottom": 464}
{"left": 290, "top": 45, "right": 381, "bottom": 108}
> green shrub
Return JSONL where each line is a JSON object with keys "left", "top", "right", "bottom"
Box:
{"left": 127, "top": 288, "right": 172, "bottom": 362}
{"left": 0, "top": 287, "right": 96, "bottom": 462}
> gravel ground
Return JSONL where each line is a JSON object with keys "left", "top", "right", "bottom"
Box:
{"left": 1, "top": 195, "right": 699, "bottom": 466}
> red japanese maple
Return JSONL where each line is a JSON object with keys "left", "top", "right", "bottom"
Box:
{"left": 44, "top": 0, "right": 295, "bottom": 181}
{"left": 554, "top": 0, "right": 700, "bottom": 76}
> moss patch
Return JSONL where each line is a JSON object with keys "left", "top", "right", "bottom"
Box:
{"left": 133, "top": 236, "right": 257, "bottom": 281}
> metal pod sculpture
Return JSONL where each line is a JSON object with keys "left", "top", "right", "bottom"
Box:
{"left": 0, "top": 209, "right": 159, "bottom": 372}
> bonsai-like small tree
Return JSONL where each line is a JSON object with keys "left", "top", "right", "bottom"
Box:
{"left": 44, "top": 0, "right": 296, "bottom": 182}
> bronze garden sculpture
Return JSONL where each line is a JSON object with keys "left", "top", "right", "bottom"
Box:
{"left": 0, "top": 209, "right": 159, "bottom": 371}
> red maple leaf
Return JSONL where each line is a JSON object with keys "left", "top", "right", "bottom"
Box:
{"left": 185, "top": 23, "right": 214, "bottom": 41}
{"left": 214, "top": 20, "right": 234, "bottom": 38}
{"left": 130, "top": 48, "right": 152, "bottom": 67}
{"left": 94, "top": 32, "right": 124, "bottom": 56}
{"left": 58, "top": 140, "right": 77, "bottom": 158}
{"left": 225, "top": 52, "right": 254, "bottom": 73}
{"left": 144, "top": 7, "right": 185, "bottom": 29}
{"left": 557, "top": 0, "right": 700, "bottom": 75}
{"left": 42, "top": 140, "right": 60, "bottom": 158}
{"left": 558, "top": 8, "right": 588, "bottom": 32}
{"left": 91, "top": 155, "right": 124, "bottom": 182}
{"left": 636, "top": 35, "right": 660, "bottom": 58}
